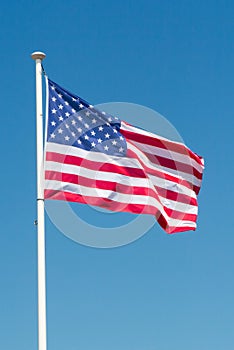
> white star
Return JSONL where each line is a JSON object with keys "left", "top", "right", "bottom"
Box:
{"left": 64, "top": 101, "right": 69, "bottom": 106}
{"left": 52, "top": 97, "right": 56, "bottom": 102}
{"left": 51, "top": 86, "right": 55, "bottom": 90}
{"left": 77, "top": 139, "right": 82, "bottom": 144}
{"left": 84, "top": 135, "right": 89, "bottom": 140}
{"left": 120, "top": 136, "right": 124, "bottom": 140}
{"left": 71, "top": 108, "right": 76, "bottom": 113}
{"left": 65, "top": 124, "right": 69, "bottom": 129}
{"left": 113, "top": 129, "right": 118, "bottom": 134}
{"left": 79, "top": 103, "right": 84, "bottom": 108}
{"left": 65, "top": 136, "right": 70, "bottom": 141}
{"left": 91, "top": 142, "right": 96, "bottom": 147}
{"left": 92, "top": 118, "right": 97, "bottom": 124}
{"left": 108, "top": 117, "right": 112, "bottom": 122}
{"left": 106, "top": 122, "right": 110, "bottom": 126}
{"left": 115, "top": 117, "right": 118, "bottom": 120}
{"left": 84, "top": 123, "right": 89, "bottom": 129}
{"left": 51, "top": 121, "right": 56, "bottom": 126}
{"left": 71, "top": 120, "right": 76, "bottom": 125}
{"left": 91, "top": 130, "right": 96, "bottom": 136}
{"left": 97, "top": 138, "right": 102, "bottom": 143}
{"left": 119, "top": 147, "right": 124, "bottom": 152}
{"left": 50, "top": 133, "right": 55, "bottom": 139}
{"left": 112, "top": 140, "right": 117, "bottom": 145}
{"left": 78, "top": 116, "right": 83, "bottom": 121}
{"left": 102, "top": 111, "right": 106, "bottom": 115}
{"left": 51, "top": 108, "right": 57, "bottom": 114}
{"left": 98, "top": 126, "right": 104, "bottom": 131}
{"left": 65, "top": 112, "right": 70, "bottom": 117}
{"left": 59, "top": 116, "right": 64, "bottom": 121}
{"left": 89, "top": 105, "right": 94, "bottom": 109}
{"left": 58, "top": 128, "right": 63, "bottom": 134}
{"left": 104, "top": 145, "right": 109, "bottom": 151}
{"left": 58, "top": 104, "right": 63, "bottom": 109}
{"left": 71, "top": 132, "right": 76, "bottom": 137}
{"left": 58, "top": 94, "right": 62, "bottom": 98}
{"left": 105, "top": 133, "right": 110, "bottom": 139}
{"left": 77, "top": 127, "right": 82, "bottom": 133}
{"left": 85, "top": 111, "right": 90, "bottom": 116}
{"left": 72, "top": 97, "right": 77, "bottom": 101}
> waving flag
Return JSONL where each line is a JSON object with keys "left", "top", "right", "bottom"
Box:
{"left": 44, "top": 78, "right": 204, "bottom": 233}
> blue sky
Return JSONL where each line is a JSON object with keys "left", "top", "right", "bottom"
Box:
{"left": 1, "top": 0, "right": 234, "bottom": 349}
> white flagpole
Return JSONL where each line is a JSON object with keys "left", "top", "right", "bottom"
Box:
{"left": 31, "top": 51, "right": 47, "bottom": 350}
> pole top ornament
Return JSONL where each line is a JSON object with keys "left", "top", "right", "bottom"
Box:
{"left": 31, "top": 51, "right": 46, "bottom": 61}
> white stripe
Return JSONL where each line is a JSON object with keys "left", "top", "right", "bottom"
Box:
{"left": 45, "top": 158, "right": 196, "bottom": 200}
{"left": 45, "top": 161, "right": 197, "bottom": 214}
{"left": 46, "top": 142, "right": 198, "bottom": 192}
{"left": 45, "top": 141, "right": 203, "bottom": 188}
{"left": 45, "top": 179, "right": 196, "bottom": 228}
{"left": 149, "top": 174, "right": 196, "bottom": 199}
{"left": 45, "top": 141, "right": 198, "bottom": 212}
{"left": 45, "top": 141, "right": 198, "bottom": 201}
{"left": 155, "top": 164, "right": 202, "bottom": 187}
{"left": 46, "top": 180, "right": 159, "bottom": 206}
{"left": 127, "top": 142, "right": 201, "bottom": 189}
{"left": 45, "top": 160, "right": 150, "bottom": 186}
{"left": 121, "top": 121, "right": 186, "bottom": 146}
{"left": 121, "top": 121, "right": 204, "bottom": 168}
{"left": 130, "top": 140, "right": 203, "bottom": 174}
{"left": 45, "top": 142, "right": 141, "bottom": 169}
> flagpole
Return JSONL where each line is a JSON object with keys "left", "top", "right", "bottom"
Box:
{"left": 31, "top": 51, "right": 47, "bottom": 350}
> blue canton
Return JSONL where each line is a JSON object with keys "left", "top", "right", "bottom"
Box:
{"left": 47, "top": 79, "right": 127, "bottom": 157}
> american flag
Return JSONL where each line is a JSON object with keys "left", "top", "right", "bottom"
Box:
{"left": 44, "top": 78, "right": 204, "bottom": 234}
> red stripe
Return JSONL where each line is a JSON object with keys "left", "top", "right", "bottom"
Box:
{"left": 44, "top": 189, "right": 157, "bottom": 215}
{"left": 121, "top": 127, "right": 204, "bottom": 166}
{"left": 44, "top": 190, "right": 196, "bottom": 233}
{"left": 140, "top": 151, "right": 203, "bottom": 180}
{"left": 46, "top": 150, "right": 198, "bottom": 193}
{"left": 46, "top": 151, "right": 147, "bottom": 178}
{"left": 157, "top": 214, "right": 196, "bottom": 234}
{"left": 46, "top": 146, "right": 201, "bottom": 197}
{"left": 45, "top": 171, "right": 197, "bottom": 222}
{"left": 45, "top": 170, "right": 156, "bottom": 197}
{"left": 163, "top": 207, "right": 197, "bottom": 221}
{"left": 46, "top": 149, "right": 199, "bottom": 193}
{"left": 46, "top": 148, "right": 200, "bottom": 195}
{"left": 127, "top": 148, "right": 201, "bottom": 195}
{"left": 45, "top": 169, "right": 197, "bottom": 207}
{"left": 155, "top": 186, "right": 197, "bottom": 206}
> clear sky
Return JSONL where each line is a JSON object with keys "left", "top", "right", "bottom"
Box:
{"left": 1, "top": 0, "right": 234, "bottom": 349}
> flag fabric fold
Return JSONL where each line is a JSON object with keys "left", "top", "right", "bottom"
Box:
{"left": 44, "top": 78, "right": 204, "bottom": 234}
